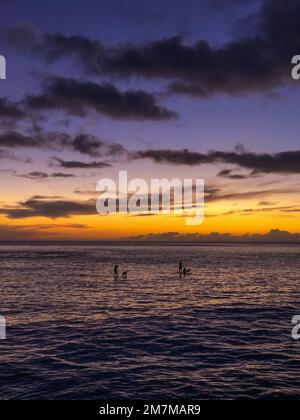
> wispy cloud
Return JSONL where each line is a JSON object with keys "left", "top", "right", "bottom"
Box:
{"left": 20, "top": 171, "right": 76, "bottom": 180}
{"left": 0, "top": 222, "right": 90, "bottom": 240}
{"left": 53, "top": 158, "right": 112, "bottom": 169}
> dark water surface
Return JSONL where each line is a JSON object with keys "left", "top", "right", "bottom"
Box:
{"left": 1, "top": 242, "right": 300, "bottom": 399}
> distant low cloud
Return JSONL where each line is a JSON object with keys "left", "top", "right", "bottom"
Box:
{"left": 130, "top": 229, "right": 300, "bottom": 243}
{"left": 24, "top": 77, "right": 178, "bottom": 121}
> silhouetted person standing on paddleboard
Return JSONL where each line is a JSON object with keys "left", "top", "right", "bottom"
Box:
{"left": 114, "top": 265, "right": 119, "bottom": 279}
{"left": 179, "top": 261, "right": 183, "bottom": 276}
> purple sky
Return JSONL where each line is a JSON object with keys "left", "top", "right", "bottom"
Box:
{"left": 0, "top": 0, "right": 298, "bottom": 155}
{"left": 0, "top": 0, "right": 300, "bottom": 239}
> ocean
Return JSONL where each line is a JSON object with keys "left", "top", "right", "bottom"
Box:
{"left": 0, "top": 242, "right": 300, "bottom": 400}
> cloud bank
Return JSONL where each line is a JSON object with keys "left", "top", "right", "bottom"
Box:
{"left": 131, "top": 148, "right": 300, "bottom": 175}
{"left": 130, "top": 229, "right": 300, "bottom": 243}
{"left": 4, "top": 1, "right": 299, "bottom": 98}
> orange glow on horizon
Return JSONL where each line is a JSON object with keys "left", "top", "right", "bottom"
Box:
{"left": 1, "top": 205, "right": 300, "bottom": 240}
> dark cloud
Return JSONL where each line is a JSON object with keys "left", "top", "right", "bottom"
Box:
{"left": 0, "top": 131, "right": 40, "bottom": 148}
{"left": 2, "top": 1, "right": 296, "bottom": 104}
{"left": 51, "top": 172, "right": 76, "bottom": 178}
{"left": 2, "top": 192, "right": 294, "bottom": 221}
{"left": 5, "top": 1, "right": 299, "bottom": 98}
{"left": 53, "top": 157, "right": 112, "bottom": 169}
{"left": 102, "top": 0, "right": 300, "bottom": 97}
{"left": 131, "top": 148, "right": 211, "bottom": 165}
{"left": 42, "top": 34, "right": 105, "bottom": 75}
{"left": 1, "top": 22, "right": 105, "bottom": 74}
{"left": 131, "top": 147, "right": 300, "bottom": 175}
{"left": 72, "top": 134, "right": 127, "bottom": 158}
{"left": 0, "top": 97, "right": 25, "bottom": 120}
{"left": 0, "top": 127, "right": 127, "bottom": 159}
{"left": 0, "top": 196, "right": 96, "bottom": 219}
{"left": 72, "top": 134, "right": 104, "bottom": 157}
{"left": 0, "top": 129, "right": 71, "bottom": 150}
{"left": 24, "top": 77, "right": 177, "bottom": 121}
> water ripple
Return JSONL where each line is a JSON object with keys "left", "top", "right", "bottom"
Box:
{"left": 0, "top": 243, "right": 300, "bottom": 399}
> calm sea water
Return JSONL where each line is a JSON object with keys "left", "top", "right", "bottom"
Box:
{"left": 0, "top": 242, "right": 300, "bottom": 400}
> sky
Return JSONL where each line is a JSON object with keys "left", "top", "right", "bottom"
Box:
{"left": 0, "top": 0, "right": 299, "bottom": 240}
